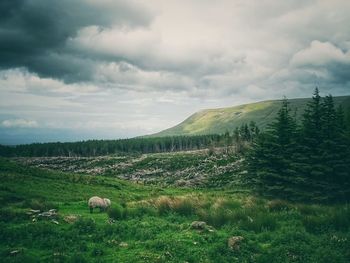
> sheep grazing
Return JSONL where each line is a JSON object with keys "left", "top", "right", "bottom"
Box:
{"left": 88, "top": 196, "right": 111, "bottom": 213}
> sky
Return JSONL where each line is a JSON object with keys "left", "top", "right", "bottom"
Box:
{"left": 1, "top": 0, "right": 350, "bottom": 144}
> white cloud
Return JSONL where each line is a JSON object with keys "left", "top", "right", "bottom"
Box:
{"left": 2, "top": 119, "right": 38, "bottom": 128}
{"left": 290, "top": 41, "right": 350, "bottom": 67}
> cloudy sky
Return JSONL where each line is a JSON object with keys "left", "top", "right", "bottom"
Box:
{"left": 1, "top": 0, "right": 350, "bottom": 144}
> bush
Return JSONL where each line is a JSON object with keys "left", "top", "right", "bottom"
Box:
{"left": 240, "top": 212, "right": 277, "bottom": 232}
{"left": 128, "top": 206, "right": 157, "bottom": 218}
{"left": 73, "top": 218, "right": 96, "bottom": 234}
{"left": 172, "top": 198, "right": 196, "bottom": 216}
{"left": 331, "top": 207, "right": 350, "bottom": 231}
{"left": 303, "top": 207, "right": 350, "bottom": 233}
{"left": 213, "top": 198, "right": 241, "bottom": 210}
{"left": 0, "top": 208, "right": 28, "bottom": 222}
{"left": 107, "top": 204, "right": 124, "bottom": 220}
{"left": 68, "top": 253, "right": 88, "bottom": 263}
{"left": 297, "top": 204, "right": 324, "bottom": 216}
{"left": 91, "top": 246, "right": 104, "bottom": 257}
{"left": 23, "top": 198, "right": 58, "bottom": 211}
{"left": 155, "top": 196, "right": 172, "bottom": 216}
{"left": 267, "top": 199, "right": 292, "bottom": 212}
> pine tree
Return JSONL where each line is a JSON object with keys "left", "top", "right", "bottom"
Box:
{"left": 300, "top": 87, "right": 325, "bottom": 180}
{"left": 247, "top": 98, "right": 298, "bottom": 199}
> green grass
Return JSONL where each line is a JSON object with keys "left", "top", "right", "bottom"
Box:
{"left": 151, "top": 95, "right": 350, "bottom": 137}
{"left": 1, "top": 157, "right": 350, "bottom": 262}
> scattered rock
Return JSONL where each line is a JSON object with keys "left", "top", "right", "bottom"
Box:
{"left": 10, "top": 250, "right": 20, "bottom": 256}
{"left": 27, "top": 209, "right": 41, "bottom": 215}
{"left": 190, "top": 221, "right": 207, "bottom": 230}
{"left": 107, "top": 239, "right": 119, "bottom": 246}
{"left": 38, "top": 209, "right": 58, "bottom": 219}
{"left": 227, "top": 236, "right": 244, "bottom": 251}
{"left": 108, "top": 218, "right": 116, "bottom": 224}
{"left": 119, "top": 242, "right": 128, "bottom": 248}
{"left": 64, "top": 215, "right": 79, "bottom": 224}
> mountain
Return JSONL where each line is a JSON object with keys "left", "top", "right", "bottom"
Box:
{"left": 151, "top": 95, "right": 350, "bottom": 137}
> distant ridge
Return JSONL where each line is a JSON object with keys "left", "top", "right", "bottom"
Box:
{"left": 149, "top": 95, "right": 350, "bottom": 137}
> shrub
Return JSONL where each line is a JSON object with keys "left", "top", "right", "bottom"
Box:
{"left": 240, "top": 212, "right": 277, "bottom": 232}
{"left": 197, "top": 206, "right": 234, "bottom": 227}
{"left": 129, "top": 206, "right": 157, "bottom": 218}
{"left": 303, "top": 207, "right": 350, "bottom": 233}
{"left": 172, "top": 198, "right": 196, "bottom": 216}
{"left": 91, "top": 246, "right": 104, "bottom": 257}
{"left": 0, "top": 208, "right": 28, "bottom": 222}
{"left": 68, "top": 253, "right": 88, "bottom": 263}
{"left": 107, "top": 204, "right": 124, "bottom": 220}
{"left": 155, "top": 196, "right": 172, "bottom": 216}
{"left": 331, "top": 207, "right": 350, "bottom": 231}
{"left": 297, "top": 204, "right": 324, "bottom": 216}
{"left": 1, "top": 249, "right": 37, "bottom": 263}
{"left": 232, "top": 209, "right": 248, "bottom": 222}
{"left": 23, "top": 198, "right": 58, "bottom": 211}
{"left": 267, "top": 199, "right": 292, "bottom": 212}
{"left": 73, "top": 218, "right": 96, "bottom": 234}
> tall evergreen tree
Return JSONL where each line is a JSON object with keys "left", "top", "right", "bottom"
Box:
{"left": 247, "top": 98, "right": 298, "bottom": 198}
{"left": 300, "top": 87, "right": 326, "bottom": 180}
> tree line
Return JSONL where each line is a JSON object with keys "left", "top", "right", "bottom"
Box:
{"left": 0, "top": 128, "right": 259, "bottom": 157}
{"left": 246, "top": 88, "right": 350, "bottom": 202}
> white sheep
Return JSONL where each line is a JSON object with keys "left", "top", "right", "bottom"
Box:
{"left": 88, "top": 196, "right": 111, "bottom": 213}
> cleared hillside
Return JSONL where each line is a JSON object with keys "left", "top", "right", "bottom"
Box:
{"left": 151, "top": 96, "right": 350, "bottom": 137}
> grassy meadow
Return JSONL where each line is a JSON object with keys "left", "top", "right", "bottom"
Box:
{"left": 1, "top": 156, "right": 349, "bottom": 263}
{"left": 152, "top": 96, "right": 350, "bottom": 137}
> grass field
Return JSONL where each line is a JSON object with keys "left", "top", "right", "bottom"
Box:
{"left": 1, "top": 156, "right": 350, "bottom": 263}
{"left": 151, "top": 96, "right": 350, "bottom": 137}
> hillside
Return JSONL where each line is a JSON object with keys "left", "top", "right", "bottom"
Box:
{"left": 151, "top": 95, "right": 350, "bottom": 137}
{"left": 1, "top": 157, "right": 350, "bottom": 262}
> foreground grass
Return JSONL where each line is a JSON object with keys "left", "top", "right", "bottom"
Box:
{"left": 0, "top": 158, "right": 349, "bottom": 262}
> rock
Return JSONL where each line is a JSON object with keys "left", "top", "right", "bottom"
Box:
{"left": 190, "top": 221, "right": 207, "bottom": 230}
{"left": 108, "top": 218, "right": 116, "bottom": 224}
{"left": 38, "top": 209, "right": 58, "bottom": 220}
{"left": 10, "top": 250, "right": 20, "bottom": 256}
{"left": 227, "top": 236, "right": 244, "bottom": 251}
{"left": 107, "top": 239, "right": 119, "bottom": 246}
{"left": 51, "top": 220, "right": 59, "bottom": 225}
{"left": 64, "top": 215, "right": 79, "bottom": 224}
{"left": 119, "top": 242, "right": 128, "bottom": 248}
{"left": 27, "top": 209, "right": 41, "bottom": 215}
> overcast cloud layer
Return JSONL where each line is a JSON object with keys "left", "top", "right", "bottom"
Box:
{"left": 1, "top": 0, "right": 350, "bottom": 144}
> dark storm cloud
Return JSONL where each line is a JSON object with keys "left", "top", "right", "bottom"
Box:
{"left": 0, "top": 0, "right": 153, "bottom": 82}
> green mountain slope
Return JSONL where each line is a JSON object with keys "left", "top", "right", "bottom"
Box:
{"left": 152, "top": 95, "right": 350, "bottom": 137}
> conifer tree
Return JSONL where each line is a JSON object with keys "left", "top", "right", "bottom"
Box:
{"left": 300, "top": 87, "right": 325, "bottom": 180}
{"left": 247, "top": 98, "right": 298, "bottom": 198}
